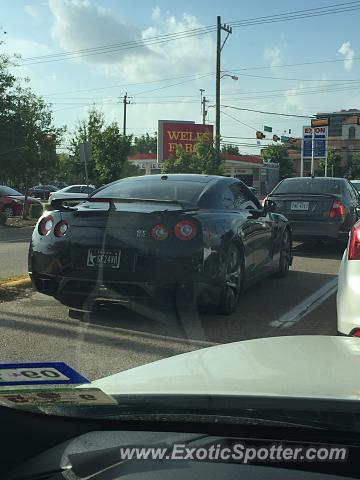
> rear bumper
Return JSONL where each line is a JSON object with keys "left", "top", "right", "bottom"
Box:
{"left": 290, "top": 220, "right": 349, "bottom": 242}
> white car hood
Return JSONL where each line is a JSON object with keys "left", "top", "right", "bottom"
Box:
{"left": 92, "top": 336, "right": 360, "bottom": 400}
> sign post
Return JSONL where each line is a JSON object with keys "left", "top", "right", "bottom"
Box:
{"left": 302, "top": 126, "right": 328, "bottom": 176}
{"left": 79, "top": 141, "right": 92, "bottom": 186}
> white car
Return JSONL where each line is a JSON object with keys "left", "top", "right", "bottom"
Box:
{"left": 48, "top": 184, "right": 95, "bottom": 203}
{"left": 337, "top": 219, "right": 360, "bottom": 335}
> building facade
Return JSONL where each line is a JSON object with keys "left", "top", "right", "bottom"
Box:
{"left": 128, "top": 153, "right": 280, "bottom": 195}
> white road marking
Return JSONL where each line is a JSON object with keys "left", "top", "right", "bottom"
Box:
{"left": 269, "top": 277, "right": 338, "bottom": 329}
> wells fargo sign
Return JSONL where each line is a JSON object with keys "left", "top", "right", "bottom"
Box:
{"left": 158, "top": 121, "right": 213, "bottom": 162}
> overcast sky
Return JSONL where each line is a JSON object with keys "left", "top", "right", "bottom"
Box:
{"left": 1, "top": 0, "right": 360, "bottom": 154}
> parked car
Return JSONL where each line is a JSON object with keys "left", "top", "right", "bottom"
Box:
{"left": 28, "top": 185, "right": 59, "bottom": 200}
{"left": 351, "top": 179, "right": 360, "bottom": 193}
{"left": 0, "top": 186, "right": 42, "bottom": 217}
{"left": 29, "top": 174, "right": 292, "bottom": 315}
{"left": 263, "top": 177, "right": 360, "bottom": 244}
{"left": 48, "top": 184, "right": 95, "bottom": 203}
{"left": 337, "top": 219, "right": 360, "bottom": 336}
{"left": 50, "top": 181, "right": 69, "bottom": 189}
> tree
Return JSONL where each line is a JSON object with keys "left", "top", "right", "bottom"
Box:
{"left": 347, "top": 152, "right": 360, "bottom": 179}
{"left": 95, "top": 123, "right": 134, "bottom": 184}
{"left": 221, "top": 144, "right": 239, "bottom": 155}
{"left": 261, "top": 144, "right": 294, "bottom": 178}
{"left": 131, "top": 133, "right": 157, "bottom": 154}
{"left": 0, "top": 53, "right": 65, "bottom": 190}
{"left": 162, "top": 139, "right": 224, "bottom": 175}
{"left": 67, "top": 108, "right": 137, "bottom": 186}
{"left": 316, "top": 148, "right": 344, "bottom": 177}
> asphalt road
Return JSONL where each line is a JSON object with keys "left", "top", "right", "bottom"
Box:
{"left": 0, "top": 241, "right": 342, "bottom": 381}
{"left": 0, "top": 226, "right": 33, "bottom": 279}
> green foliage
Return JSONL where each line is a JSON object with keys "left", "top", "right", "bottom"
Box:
{"left": 0, "top": 53, "right": 65, "bottom": 190}
{"left": 346, "top": 152, "right": 360, "bottom": 179}
{"left": 221, "top": 144, "right": 240, "bottom": 155}
{"left": 162, "top": 139, "right": 223, "bottom": 175}
{"left": 0, "top": 212, "right": 7, "bottom": 225}
{"left": 66, "top": 108, "right": 137, "bottom": 185}
{"left": 261, "top": 144, "right": 294, "bottom": 178}
{"left": 131, "top": 133, "right": 157, "bottom": 154}
{"left": 316, "top": 148, "right": 344, "bottom": 177}
{"left": 29, "top": 203, "right": 44, "bottom": 219}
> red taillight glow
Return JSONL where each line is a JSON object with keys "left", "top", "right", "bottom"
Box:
{"left": 353, "top": 330, "right": 360, "bottom": 337}
{"left": 329, "top": 199, "right": 347, "bottom": 218}
{"left": 151, "top": 224, "right": 169, "bottom": 241}
{"left": 54, "top": 220, "right": 68, "bottom": 237}
{"left": 39, "top": 215, "right": 54, "bottom": 236}
{"left": 349, "top": 223, "right": 360, "bottom": 260}
{"left": 175, "top": 220, "right": 197, "bottom": 241}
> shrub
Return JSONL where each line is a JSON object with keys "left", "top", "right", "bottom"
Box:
{"left": 29, "top": 203, "right": 44, "bottom": 219}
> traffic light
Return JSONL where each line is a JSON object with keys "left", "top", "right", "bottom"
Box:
{"left": 256, "top": 131, "right": 266, "bottom": 139}
{"left": 272, "top": 135, "right": 280, "bottom": 142}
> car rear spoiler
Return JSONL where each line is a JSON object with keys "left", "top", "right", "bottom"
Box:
{"left": 50, "top": 197, "right": 198, "bottom": 212}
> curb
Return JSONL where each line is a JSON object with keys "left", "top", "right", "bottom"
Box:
{"left": 0, "top": 276, "right": 32, "bottom": 290}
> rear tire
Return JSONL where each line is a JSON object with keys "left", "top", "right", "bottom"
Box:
{"left": 275, "top": 229, "right": 291, "bottom": 278}
{"left": 217, "top": 244, "right": 244, "bottom": 315}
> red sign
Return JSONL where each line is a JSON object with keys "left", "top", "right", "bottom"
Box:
{"left": 160, "top": 122, "right": 213, "bottom": 160}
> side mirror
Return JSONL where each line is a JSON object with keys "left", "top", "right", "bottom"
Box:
{"left": 264, "top": 199, "right": 276, "bottom": 213}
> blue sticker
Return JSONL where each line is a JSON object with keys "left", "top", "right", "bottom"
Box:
{"left": 0, "top": 362, "right": 90, "bottom": 386}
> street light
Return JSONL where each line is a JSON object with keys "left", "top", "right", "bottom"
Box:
{"left": 220, "top": 74, "right": 238, "bottom": 81}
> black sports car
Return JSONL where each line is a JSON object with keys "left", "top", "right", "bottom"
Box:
{"left": 29, "top": 174, "right": 292, "bottom": 315}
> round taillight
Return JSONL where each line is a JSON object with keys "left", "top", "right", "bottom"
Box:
{"left": 39, "top": 215, "right": 54, "bottom": 236}
{"left": 151, "top": 224, "right": 169, "bottom": 241}
{"left": 54, "top": 220, "right": 68, "bottom": 237}
{"left": 175, "top": 220, "right": 197, "bottom": 241}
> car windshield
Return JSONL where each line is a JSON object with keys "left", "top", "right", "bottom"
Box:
{"left": 3, "top": 1, "right": 360, "bottom": 456}
{"left": 272, "top": 178, "right": 343, "bottom": 195}
{"left": 93, "top": 177, "right": 205, "bottom": 204}
{"left": 0, "top": 186, "right": 22, "bottom": 196}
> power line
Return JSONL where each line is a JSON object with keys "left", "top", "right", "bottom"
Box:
{"left": 41, "top": 72, "right": 215, "bottom": 97}
{"left": 17, "top": 2, "right": 360, "bottom": 66}
{"left": 221, "top": 105, "right": 314, "bottom": 118}
{"left": 220, "top": 110, "right": 258, "bottom": 132}
{"left": 229, "top": 1, "right": 360, "bottom": 27}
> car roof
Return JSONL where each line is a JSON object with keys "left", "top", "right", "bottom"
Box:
{"left": 282, "top": 177, "right": 345, "bottom": 182}
{"left": 118, "top": 174, "right": 223, "bottom": 184}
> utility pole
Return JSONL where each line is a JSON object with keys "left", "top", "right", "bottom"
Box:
{"left": 122, "top": 92, "right": 130, "bottom": 135}
{"left": 202, "top": 96, "right": 208, "bottom": 125}
{"left": 215, "top": 16, "right": 232, "bottom": 156}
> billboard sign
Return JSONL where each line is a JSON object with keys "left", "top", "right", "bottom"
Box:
{"left": 158, "top": 120, "right": 213, "bottom": 162}
{"left": 302, "top": 126, "right": 328, "bottom": 159}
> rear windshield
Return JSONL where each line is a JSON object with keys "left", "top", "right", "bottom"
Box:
{"left": 273, "top": 178, "right": 343, "bottom": 195}
{"left": 93, "top": 178, "right": 205, "bottom": 204}
{"left": 0, "top": 186, "right": 21, "bottom": 196}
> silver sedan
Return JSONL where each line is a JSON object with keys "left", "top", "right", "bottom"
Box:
{"left": 337, "top": 219, "right": 360, "bottom": 335}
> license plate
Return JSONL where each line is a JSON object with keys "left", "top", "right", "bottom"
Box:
{"left": 291, "top": 201, "right": 309, "bottom": 211}
{"left": 86, "top": 249, "right": 121, "bottom": 269}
